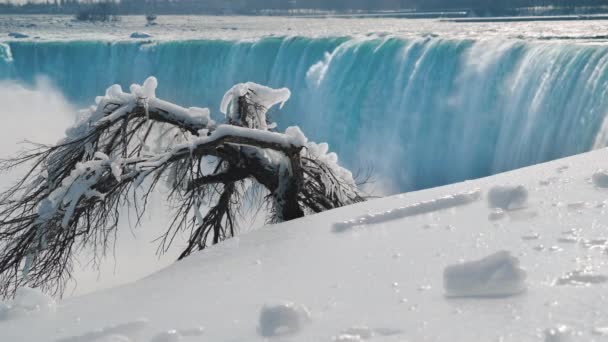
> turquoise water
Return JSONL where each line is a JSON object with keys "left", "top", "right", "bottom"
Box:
{"left": 2, "top": 37, "right": 608, "bottom": 193}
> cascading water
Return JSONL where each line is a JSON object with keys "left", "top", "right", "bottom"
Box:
{"left": 2, "top": 36, "right": 608, "bottom": 194}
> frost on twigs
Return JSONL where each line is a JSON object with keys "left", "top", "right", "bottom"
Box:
{"left": 0, "top": 77, "right": 364, "bottom": 298}
{"left": 444, "top": 251, "right": 527, "bottom": 298}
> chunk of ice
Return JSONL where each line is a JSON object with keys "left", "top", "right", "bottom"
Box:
{"left": 258, "top": 301, "right": 311, "bottom": 337}
{"left": 592, "top": 170, "right": 608, "bottom": 188}
{"left": 8, "top": 32, "right": 29, "bottom": 38}
{"left": 444, "top": 251, "right": 527, "bottom": 298}
{"left": 130, "top": 32, "right": 152, "bottom": 39}
{"left": 487, "top": 185, "right": 528, "bottom": 210}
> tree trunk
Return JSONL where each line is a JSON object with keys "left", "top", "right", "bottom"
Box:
{"left": 276, "top": 150, "right": 305, "bottom": 221}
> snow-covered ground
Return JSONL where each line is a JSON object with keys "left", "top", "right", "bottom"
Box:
{"left": 2, "top": 146, "right": 608, "bottom": 341}
{"left": 4, "top": 15, "right": 608, "bottom": 42}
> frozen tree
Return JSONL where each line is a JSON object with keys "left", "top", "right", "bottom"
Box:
{"left": 0, "top": 77, "right": 364, "bottom": 297}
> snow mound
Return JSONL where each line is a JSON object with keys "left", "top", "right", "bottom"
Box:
{"left": 8, "top": 32, "right": 29, "bottom": 39}
{"left": 258, "top": 302, "right": 311, "bottom": 337}
{"left": 130, "top": 32, "right": 152, "bottom": 39}
{"left": 487, "top": 185, "right": 528, "bottom": 210}
{"left": 0, "top": 287, "right": 56, "bottom": 321}
{"left": 443, "top": 251, "right": 527, "bottom": 298}
{"left": 592, "top": 169, "right": 608, "bottom": 188}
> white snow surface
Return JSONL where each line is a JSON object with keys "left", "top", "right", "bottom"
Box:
{"left": 4, "top": 15, "right": 608, "bottom": 42}
{"left": 3, "top": 148, "right": 608, "bottom": 341}
{"left": 0, "top": 287, "right": 56, "bottom": 321}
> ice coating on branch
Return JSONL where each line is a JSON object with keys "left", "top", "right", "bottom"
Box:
{"left": 220, "top": 82, "right": 291, "bottom": 130}
{"left": 130, "top": 76, "right": 158, "bottom": 99}
{"left": 37, "top": 157, "right": 113, "bottom": 229}
{"left": 65, "top": 76, "right": 212, "bottom": 145}
{"left": 184, "top": 125, "right": 308, "bottom": 151}
{"left": 305, "top": 141, "right": 354, "bottom": 186}
{"left": 285, "top": 126, "right": 308, "bottom": 146}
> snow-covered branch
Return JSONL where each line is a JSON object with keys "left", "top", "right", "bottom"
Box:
{"left": 0, "top": 77, "right": 365, "bottom": 298}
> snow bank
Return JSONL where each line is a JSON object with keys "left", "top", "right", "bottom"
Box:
{"left": 5, "top": 136, "right": 608, "bottom": 341}
{"left": 258, "top": 302, "right": 311, "bottom": 337}
{"left": 443, "top": 251, "right": 527, "bottom": 298}
{"left": 0, "top": 287, "right": 56, "bottom": 321}
{"left": 487, "top": 185, "right": 528, "bottom": 210}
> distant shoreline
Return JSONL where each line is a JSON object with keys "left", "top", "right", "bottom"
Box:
{"left": 290, "top": 11, "right": 468, "bottom": 19}
{"left": 3, "top": 12, "right": 608, "bottom": 23}
{"left": 443, "top": 14, "right": 608, "bottom": 23}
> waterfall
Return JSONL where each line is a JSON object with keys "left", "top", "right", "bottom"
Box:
{"left": 3, "top": 36, "right": 608, "bottom": 193}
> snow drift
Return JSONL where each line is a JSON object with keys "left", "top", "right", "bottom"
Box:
{"left": 2, "top": 145, "right": 608, "bottom": 341}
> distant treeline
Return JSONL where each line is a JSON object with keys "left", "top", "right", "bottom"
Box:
{"left": 2, "top": 0, "right": 608, "bottom": 16}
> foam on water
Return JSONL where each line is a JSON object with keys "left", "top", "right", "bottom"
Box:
{"left": 2, "top": 35, "right": 608, "bottom": 193}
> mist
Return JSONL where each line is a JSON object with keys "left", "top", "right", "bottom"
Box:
{"left": 0, "top": 79, "right": 180, "bottom": 297}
